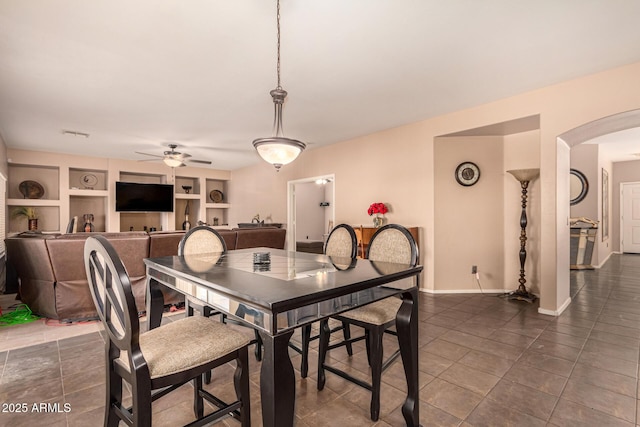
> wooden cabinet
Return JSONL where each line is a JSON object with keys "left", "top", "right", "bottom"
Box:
{"left": 354, "top": 226, "right": 419, "bottom": 259}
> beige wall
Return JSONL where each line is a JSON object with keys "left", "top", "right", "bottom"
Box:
{"left": 570, "top": 144, "right": 600, "bottom": 263}
{"left": 434, "top": 136, "right": 505, "bottom": 293}
{"left": 295, "top": 181, "right": 327, "bottom": 241}
{"left": 231, "top": 60, "right": 640, "bottom": 315}
{"left": 570, "top": 144, "right": 599, "bottom": 220}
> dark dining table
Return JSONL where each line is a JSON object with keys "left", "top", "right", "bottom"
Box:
{"left": 144, "top": 247, "right": 423, "bottom": 427}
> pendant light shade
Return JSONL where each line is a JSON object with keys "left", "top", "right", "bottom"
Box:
{"left": 253, "top": 137, "right": 305, "bottom": 170}
{"left": 253, "top": 0, "right": 305, "bottom": 171}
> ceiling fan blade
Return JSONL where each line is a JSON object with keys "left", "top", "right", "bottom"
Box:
{"left": 135, "top": 151, "right": 164, "bottom": 158}
{"left": 187, "top": 159, "right": 212, "bottom": 165}
{"left": 137, "top": 158, "right": 162, "bottom": 162}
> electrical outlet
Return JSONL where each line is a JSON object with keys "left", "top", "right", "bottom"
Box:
{"left": 471, "top": 265, "right": 477, "bottom": 274}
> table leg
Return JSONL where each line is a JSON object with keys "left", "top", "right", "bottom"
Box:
{"left": 397, "top": 288, "right": 420, "bottom": 426}
{"left": 145, "top": 278, "right": 165, "bottom": 331}
{"left": 258, "top": 329, "right": 295, "bottom": 427}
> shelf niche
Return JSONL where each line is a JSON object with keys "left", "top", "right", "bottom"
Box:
{"left": 118, "top": 172, "right": 168, "bottom": 232}
{"left": 69, "top": 168, "right": 108, "bottom": 191}
{"left": 8, "top": 164, "right": 60, "bottom": 200}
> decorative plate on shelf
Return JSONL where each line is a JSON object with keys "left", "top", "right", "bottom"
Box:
{"left": 80, "top": 173, "right": 98, "bottom": 188}
{"left": 19, "top": 180, "right": 44, "bottom": 199}
{"left": 210, "top": 190, "right": 224, "bottom": 203}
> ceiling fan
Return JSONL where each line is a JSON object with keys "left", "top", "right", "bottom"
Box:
{"left": 135, "top": 144, "right": 212, "bottom": 167}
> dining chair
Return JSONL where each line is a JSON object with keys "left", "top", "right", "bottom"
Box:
{"left": 179, "top": 226, "right": 263, "bottom": 366}
{"left": 288, "top": 224, "right": 357, "bottom": 378}
{"left": 317, "top": 224, "right": 419, "bottom": 421}
{"left": 84, "top": 235, "right": 251, "bottom": 427}
{"left": 179, "top": 225, "right": 227, "bottom": 319}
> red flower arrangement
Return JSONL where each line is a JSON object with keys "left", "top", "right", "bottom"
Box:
{"left": 367, "top": 202, "right": 388, "bottom": 216}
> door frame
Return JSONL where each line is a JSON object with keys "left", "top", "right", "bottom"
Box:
{"left": 287, "top": 174, "right": 335, "bottom": 252}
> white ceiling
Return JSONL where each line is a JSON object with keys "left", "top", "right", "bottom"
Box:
{"left": 2, "top": 0, "right": 640, "bottom": 170}
{"left": 584, "top": 127, "right": 640, "bottom": 163}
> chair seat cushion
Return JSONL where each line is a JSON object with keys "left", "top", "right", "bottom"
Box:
{"left": 338, "top": 297, "right": 402, "bottom": 325}
{"left": 123, "top": 316, "right": 250, "bottom": 379}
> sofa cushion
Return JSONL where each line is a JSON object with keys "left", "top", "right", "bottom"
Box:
{"left": 46, "top": 233, "right": 150, "bottom": 319}
{"left": 235, "top": 228, "right": 286, "bottom": 250}
{"left": 217, "top": 230, "right": 237, "bottom": 250}
{"left": 149, "top": 231, "right": 185, "bottom": 257}
{"left": 5, "top": 237, "right": 58, "bottom": 319}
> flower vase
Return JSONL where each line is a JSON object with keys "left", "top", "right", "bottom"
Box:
{"left": 372, "top": 215, "right": 384, "bottom": 228}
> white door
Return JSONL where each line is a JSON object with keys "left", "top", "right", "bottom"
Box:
{"left": 621, "top": 182, "right": 640, "bottom": 254}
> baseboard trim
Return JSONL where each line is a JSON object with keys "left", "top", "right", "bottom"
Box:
{"left": 419, "top": 288, "right": 509, "bottom": 294}
{"left": 538, "top": 296, "right": 571, "bottom": 317}
{"left": 594, "top": 251, "right": 615, "bottom": 269}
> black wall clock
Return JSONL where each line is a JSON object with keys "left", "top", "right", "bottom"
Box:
{"left": 455, "top": 162, "right": 480, "bottom": 186}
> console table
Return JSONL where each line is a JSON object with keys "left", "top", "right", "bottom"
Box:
{"left": 354, "top": 226, "right": 419, "bottom": 258}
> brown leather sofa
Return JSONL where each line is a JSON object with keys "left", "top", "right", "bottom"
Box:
{"left": 6, "top": 227, "right": 287, "bottom": 322}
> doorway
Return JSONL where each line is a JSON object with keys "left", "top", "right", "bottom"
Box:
{"left": 621, "top": 182, "right": 640, "bottom": 253}
{"left": 286, "top": 174, "right": 335, "bottom": 252}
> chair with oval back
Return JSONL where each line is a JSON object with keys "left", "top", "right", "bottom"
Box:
{"left": 84, "top": 235, "right": 250, "bottom": 427}
{"left": 316, "top": 224, "right": 419, "bottom": 421}
{"left": 179, "top": 226, "right": 227, "bottom": 320}
{"left": 288, "top": 224, "right": 358, "bottom": 378}
{"left": 179, "top": 226, "right": 263, "bottom": 367}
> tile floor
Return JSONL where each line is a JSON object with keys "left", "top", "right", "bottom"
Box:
{"left": 1, "top": 253, "right": 639, "bottom": 426}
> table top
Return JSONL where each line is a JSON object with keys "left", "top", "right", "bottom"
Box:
{"left": 145, "top": 248, "right": 422, "bottom": 334}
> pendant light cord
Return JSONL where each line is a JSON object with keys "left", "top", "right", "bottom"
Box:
{"left": 276, "top": 0, "right": 281, "bottom": 90}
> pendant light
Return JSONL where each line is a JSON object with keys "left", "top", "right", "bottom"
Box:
{"left": 253, "top": 0, "right": 305, "bottom": 171}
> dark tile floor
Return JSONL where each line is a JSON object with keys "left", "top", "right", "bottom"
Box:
{"left": 1, "top": 253, "right": 640, "bottom": 426}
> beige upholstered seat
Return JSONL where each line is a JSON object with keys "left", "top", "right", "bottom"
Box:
{"left": 317, "top": 224, "right": 419, "bottom": 422}
{"left": 118, "top": 316, "right": 249, "bottom": 379}
{"left": 338, "top": 297, "right": 402, "bottom": 325}
{"left": 84, "top": 235, "right": 251, "bottom": 427}
{"left": 338, "top": 226, "right": 412, "bottom": 325}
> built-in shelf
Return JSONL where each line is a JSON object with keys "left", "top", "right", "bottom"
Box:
{"left": 7, "top": 198, "right": 61, "bottom": 207}
{"left": 68, "top": 189, "right": 109, "bottom": 197}
{"left": 175, "top": 193, "right": 201, "bottom": 200}
{"left": 6, "top": 149, "right": 232, "bottom": 233}
{"left": 205, "top": 202, "right": 231, "bottom": 209}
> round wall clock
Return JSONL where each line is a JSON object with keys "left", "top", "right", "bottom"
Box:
{"left": 455, "top": 162, "right": 480, "bottom": 186}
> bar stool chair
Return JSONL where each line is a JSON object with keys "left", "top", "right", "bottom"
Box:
{"left": 317, "top": 224, "right": 419, "bottom": 421}
{"left": 84, "top": 235, "right": 251, "bottom": 427}
{"left": 288, "top": 224, "right": 357, "bottom": 377}
{"left": 179, "top": 226, "right": 263, "bottom": 366}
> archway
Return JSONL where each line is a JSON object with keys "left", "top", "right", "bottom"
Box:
{"left": 555, "top": 108, "right": 640, "bottom": 311}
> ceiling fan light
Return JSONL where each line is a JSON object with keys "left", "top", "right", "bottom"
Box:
{"left": 163, "top": 158, "right": 184, "bottom": 168}
{"left": 253, "top": 137, "right": 305, "bottom": 171}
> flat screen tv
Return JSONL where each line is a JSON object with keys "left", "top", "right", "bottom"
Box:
{"left": 115, "top": 182, "right": 174, "bottom": 212}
